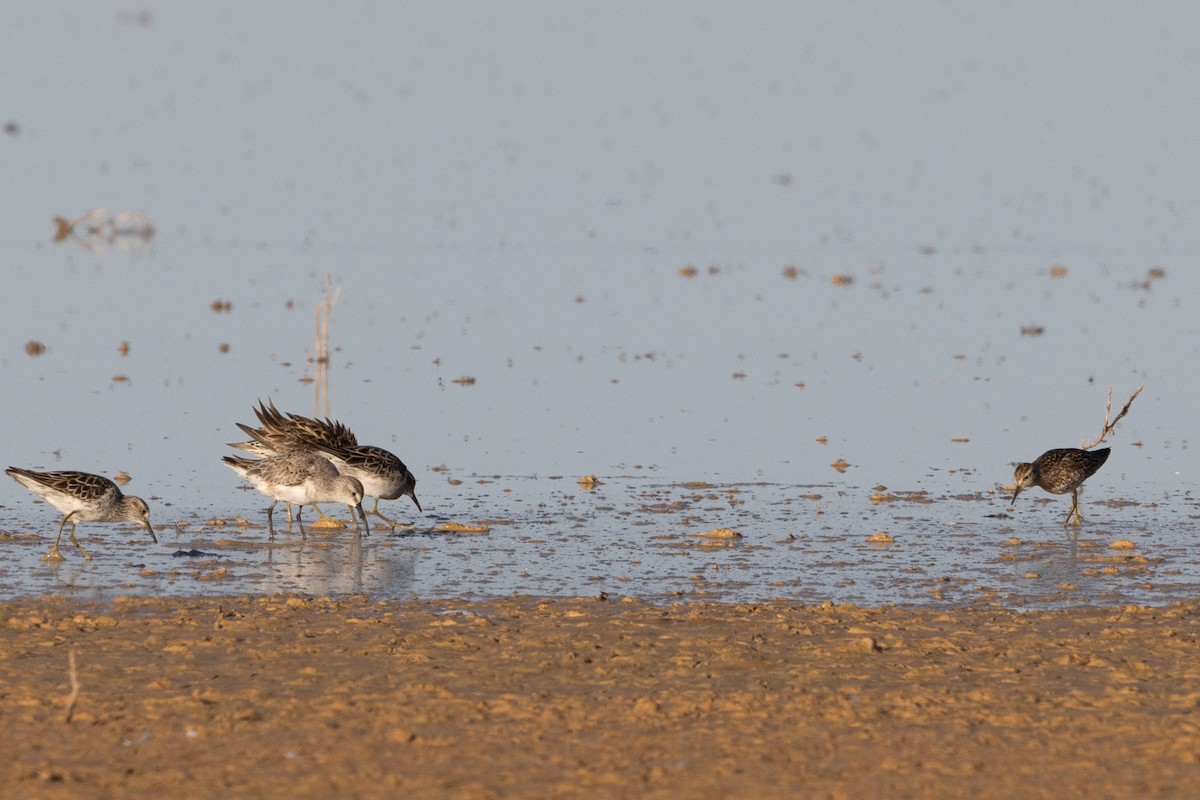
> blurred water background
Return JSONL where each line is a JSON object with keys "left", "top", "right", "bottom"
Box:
{"left": 1, "top": 2, "right": 1198, "bottom": 607}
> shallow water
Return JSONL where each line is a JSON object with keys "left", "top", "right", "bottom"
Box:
{"left": 0, "top": 475, "right": 1194, "bottom": 610}
{"left": 2, "top": 3, "right": 1200, "bottom": 608}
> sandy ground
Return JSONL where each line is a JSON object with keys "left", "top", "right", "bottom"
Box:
{"left": 2, "top": 595, "right": 1200, "bottom": 799}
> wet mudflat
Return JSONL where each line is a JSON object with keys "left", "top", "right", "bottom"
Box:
{"left": 4, "top": 594, "right": 1200, "bottom": 799}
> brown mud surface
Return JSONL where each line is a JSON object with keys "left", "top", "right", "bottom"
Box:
{"left": 3, "top": 595, "right": 1200, "bottom": 798}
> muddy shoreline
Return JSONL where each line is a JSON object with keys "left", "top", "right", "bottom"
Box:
{"left": 2, "top": 594, "right": 1199, "bottom": 798}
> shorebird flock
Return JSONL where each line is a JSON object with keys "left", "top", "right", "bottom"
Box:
{"left": 7, "top": 399, "right": 421, "bottom": 560}
{"left": 5, "top": 399, "right": 1122, "bottom": 560}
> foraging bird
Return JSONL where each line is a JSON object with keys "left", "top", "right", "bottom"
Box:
{"left": 222, "top": 450, "right": 369, "bottom": 533}
{"left": 229, "top": 399, "right": 421, "bottom": 528}
{"left": 227, "top": 399, "right": 361, "bottom": 523}
{"left": 5, "top": 467, "right": 155, "bottom": 560}
{"left": 309, "top": 440, "right": 421, "bottom": 528}
{"left": 1011, "top": 447, "right": 1110, "bottom": 526}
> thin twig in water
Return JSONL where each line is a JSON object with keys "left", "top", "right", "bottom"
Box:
{"left": 310, "top": 274, "right": 340, "bottom": 418}
{"left": 1080, "top": 384, "right": 1144, "bottom": 450}
{"left": 64, "top": 648, "right": 80, "bottom": 723}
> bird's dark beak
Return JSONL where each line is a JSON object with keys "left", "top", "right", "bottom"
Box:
{"left": 410, "top": 493, "right": 422, "bottom": 513}
{"left": 1010, "top": 486, "right": 1021, "bottom": 507}
{"left": 145, "top": 521, "right": 159, "bottom": 544}
{"left": 358, "top": 503, "right": 370, "bottom": 534}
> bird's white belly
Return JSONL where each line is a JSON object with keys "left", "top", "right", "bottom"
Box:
{"left": 256, "top": 479, "right": 318, "bottom": 506}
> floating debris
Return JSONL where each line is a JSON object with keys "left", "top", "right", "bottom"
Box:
{"left": 24, "top": 340, "right": 46, "bottom": 357}
{"left": 578, "top": 475, "right": 601, "bottom": 489}
{"left": 867, "top": 532, "right": 894, "bottom": 544}
{"left": 869, "top": 491, "right": 933, "bottom": 505}
{"left": 696, "top": 527, "right": 741, "bottom": 539}
{"left": 830, "top": 274, "right": 854, "bottom": 286}
{"left": 1131, "top": 266, "right": 1168, "bottom": 291}
{"left": 53, "top": 209, "right": 155, "bottom": 254}
{"left": 452, "top": 376, "right": 476, "bottom": 386}
{"left": 830, "top": 459, "right": 851, "bottom": 473}
{"left": 435, "top": 522, "right": 490, "bottom": 534}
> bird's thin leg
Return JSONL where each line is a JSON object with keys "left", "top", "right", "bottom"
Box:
{"left": 67, "top": 521, "right": 92, "bottom": 560}
{"left": 369, "top": 498, "right": 402, "bottom": 529}
{"left": 267, "top": 500, "right": 277, "bottom": 535}
{"left": 310, "top": 503, "right": 333, "bottom": 521}
{"left": 1062, "top": 490, "right": 1083, "bottom": 527}
{"left": 43, "top": 514, "right": 71, "bottom": 560}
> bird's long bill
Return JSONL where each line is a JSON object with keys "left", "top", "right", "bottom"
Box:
{"left": 356, "top": 503, "right": 370, "bottom": 534}
{"left": 1010, "top": 486, "right": 1022, "bottom": 507}
{"left": 145, "top": 521, "right": 159, "bottom": 544}
{"left": 410, "top": 493, "right": 422, "bottom": 513}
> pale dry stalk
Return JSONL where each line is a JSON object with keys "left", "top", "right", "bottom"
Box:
{"left": 63, "top": 648, "right": 80, "bottom": 723}
{"left": 1080, "top": 384, "right": 1144, "bottom": 450}
{"left": 311, "top": 274, "right": 340, "bottom": 418}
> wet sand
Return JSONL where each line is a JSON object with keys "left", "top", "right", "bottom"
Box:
{"left": 3, "top": 594, "right": 1199, "bottom": 798}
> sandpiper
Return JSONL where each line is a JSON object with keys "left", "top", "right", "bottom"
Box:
{"left": 222, "top": 450, "right": 369, "bottom": 533}
{"left": 1011, "top": 447, "right": 1110, "bottom": 526}
{"left": 227, "top": 400, "right": 359, "bottom": 522}
{"left": 5, "top": 467, "right": 155, "bottom": 560}
{"left": 309, "top": 441, "right": 421, "bottom": 528}
{"left": 231, "top": 399, "right": 421, "bottom": 528}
